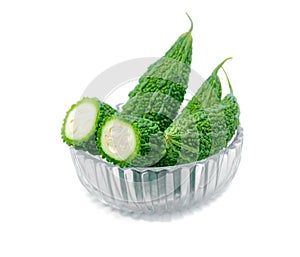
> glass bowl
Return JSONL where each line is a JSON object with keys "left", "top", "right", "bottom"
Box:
{"left": 70, "top": 126, "right": 243, "bottom": 214}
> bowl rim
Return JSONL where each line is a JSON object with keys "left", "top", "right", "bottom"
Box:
{"left": 70, "top": 126, "right": 243, "bottom": 173}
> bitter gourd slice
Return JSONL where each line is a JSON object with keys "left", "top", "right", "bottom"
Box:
{"left": 121, "top": 14, "right": 193, "bottom": 131}
{"left": 61, "top": 97, "right": 116, "bottom": 155}
{"left": 96, "top": 115, "right": 166, "bottom": 167}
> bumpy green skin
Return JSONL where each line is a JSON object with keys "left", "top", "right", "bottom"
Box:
{"left": 155, "top": 94, "right": 240, "bottom": 167}
{"left": 183, "top": 58, "right": 232, "bottom": 115}
{"left": 96, "top": 115, "right": 166, "bottom": 168}
{"left": 183, "top": 75, "right": 221, "bottom": 114}
{"left": 121, "top": 30, "right": 193, "bottom": 131}
{"left": 61, "top": 97, "right": 116, "bottom": 155}
{"left": 222, "top": 94, "right": 240, "bottom": 142}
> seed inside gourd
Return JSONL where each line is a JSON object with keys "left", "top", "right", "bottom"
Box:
{"left": 101, "top": 119, "right": 137, "bottom": 161}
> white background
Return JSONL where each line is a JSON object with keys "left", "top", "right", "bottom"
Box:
{"left": 1, "top": 0, "right": 299, "bottom": 256}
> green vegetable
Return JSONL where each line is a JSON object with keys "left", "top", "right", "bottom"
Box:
{"left": 96, "top": 14, "right": 194, "bottom": 167}
{"left": 183, "top": 57, "right": 232, "bottom": 114}
{"left": 96, "top": 115, "right": 166, "bottom": 167}
{"left": 121, "top": 13, "right": 193, "bottom": 131}
{"left": 221, "top": 67, "right": 240, "bottom": 142}
{"left": 61, "top": 97, "right": 116, "bottom": 155}
{"left": 155, "top": 62, "right": 240, "bottom": 167}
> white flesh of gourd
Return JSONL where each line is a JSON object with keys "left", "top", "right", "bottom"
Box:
{"left": 101, "top": 119, "right": 136, "bottom": 161}
{"left": 65, "top": 103, "right": 97, "bottom": 140}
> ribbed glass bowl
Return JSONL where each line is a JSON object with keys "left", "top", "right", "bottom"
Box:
{"left": 70, "top": 127, "right": 243, "bottom": 214}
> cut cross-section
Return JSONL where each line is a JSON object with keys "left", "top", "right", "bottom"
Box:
{"left": 61, "top": 97, "right": 116, "bottom": 155}
{"left": 97, "top": 115, "right": 166, "bottom": 167}
{"left": 101, "top": 119, "right": 137, "bottom": 161}
{"left": 65, "top": 101, "right": 98, "bottom": 141}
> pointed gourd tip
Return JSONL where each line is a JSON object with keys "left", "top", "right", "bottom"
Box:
{"left": 185, "top": 12, "right": 193, "bottom": 33}
{"left": 221, "top": 66, "right": 234, "bottom": 94}
{"left": 213, "top": 57, "right": 233, "bottom": 75}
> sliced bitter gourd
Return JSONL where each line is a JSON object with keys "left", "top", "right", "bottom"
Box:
{"left": 155, "top": 63, "right": 240, "bottom": 167}
{"left": 121, "top": 14, "right": 193, "bottom": 131}
{"left": 96, "top": 114, "right": 166, "bottom": 167}
{"left": 61, "top": 97, "right": 116, "bottom": 155}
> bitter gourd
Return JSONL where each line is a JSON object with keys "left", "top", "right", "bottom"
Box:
{"left": 61, "top": 97, "right": 116, "bottom": 155}
{"left": 183, "top": 57, "right": 232, "bottom": 114}
{"left": 121, "top": 13, "right": 193, "bottom": 131}
{"left": 96, "top": 115, "right": 166, "bottom": 167}
{"left": 221, "top": 67, "right": 240, "bottom": 142}
{"left": 156, "top": 63, "right": 240, "bottom": 167}
{"left": 96, "top": 14, "right": 194, "bottom": 167}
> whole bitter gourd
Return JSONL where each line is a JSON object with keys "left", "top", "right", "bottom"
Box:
{"left": 61, "top": 97, "right": 116, "bottom": 155}
{"left": 156, "top": 62, "right": 240, "bottom": 167}
{"left": 97, "top": 15, "right": 194, "bottom": 167}
{"left": 121, "top": 13, "right": 193, "bottom": 131}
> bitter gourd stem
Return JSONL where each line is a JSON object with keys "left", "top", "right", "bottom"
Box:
{"left": 221, "top": 67, "right": 233, "bottom": 94}
{"left": 212, "top": 57, "right": 232, "bottom": 76}
{"left": 186, "top": 12, "right": 193, "bottom": 33}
